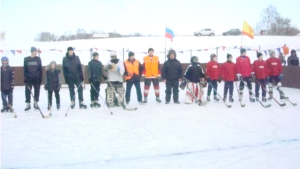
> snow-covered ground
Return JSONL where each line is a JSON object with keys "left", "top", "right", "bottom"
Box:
{"left": 1, "top": 82, "right": 300, "bottom": 169}
{"left": 1, "top": 36, "right": 300, "bottom": 66}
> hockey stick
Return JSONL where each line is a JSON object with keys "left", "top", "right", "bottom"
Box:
{"left": 240, "top": 79, "right": 272, "bottom": 108}
{"left": 91, "top": 83, "right": 113, "bottom": 115}
{"left": 271, "top": 84, "right": 297, "bottom": 106}
{"left": 26, "top": 85, "right": 50, "bottom": 118}
{"left": 234, "top": 81, "right": 246, "bottom": 107}
{"left": 46, "top": 90, "right": 52, "bottom": 116}
{"left": 1, "top": 93, "right": 17, "bottom": 118}
{"left": 65, "top": 82, "right": 82, "bottom": 117}
{"left": 255, "top": 80, "right": 285, "bottom": 107}
{"left": 107, "top": 81, "right": 137, "bottom": 111}
{"left": 186, "top": 82, "right": 207, "bottom": 106}
{"left": 207, "top": 81, "right": 231, "bottom": 108}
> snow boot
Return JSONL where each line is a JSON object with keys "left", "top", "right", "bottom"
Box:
{"left": 24, "top": 103, "right": 31, "bottom": 111}
{"left": 156, "top": 97, "right": 162, "bottom": 103}
{"left": 174, "top": 101, "right": 180, "bottom": 104}
{"left": 94, "top": 100, "right": 101, "bottom": 107}
{"left": 165, "top": 101, "right": 170, "bottom": 104}
{"left": 71, "top": 101, "right": 75, "bottom": 109}
{"left": 262, "top": 97, "right": 267, "bottom": 102}
{"left": 143, "top": 97, "right": 147, "bottom": 103}
{"left": 280, "top": 92, "right": 286, "bottom": 100}
{"left": 90, "top": 101, "right": 94, "bottom": 108}
{"left": 206, "top": 96, "right": 211, "bottom": 101}
{"left": 229, "top": 95, "right": 234, "bottom": 102}
{"left": 1, "top": 105, "right": 8, "bottom": 113}
{"left": 79, "top": 102, "right": 87, "bottom": 109}
{"left": 213, "top": 95, "right": 220, "bottom": 101}
{"left": 47, "top": 105, "right": 51, "bottom": 110}
{"left": 268, "top": 92, "right": 273, "bottom": 100}
{"left": 223, "top": 95, "right": 227, "bottom": 102}
{"left": 249, "top": 92, "right": 255, "bottom": 102}
{"left": 57, "top": 104, "right": 60, "bottom": 110}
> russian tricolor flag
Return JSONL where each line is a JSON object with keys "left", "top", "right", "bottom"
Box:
{"left": 165, "top": 28, "right": 174, "bottom": 41}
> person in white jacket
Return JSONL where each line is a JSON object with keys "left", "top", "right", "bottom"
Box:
{"left": 105, "top": 51, "right": 125, "bottom": 107}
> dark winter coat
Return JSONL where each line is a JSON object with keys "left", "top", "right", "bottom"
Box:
{"left": 88, "top": 59, "right": 105, "bottom": 83}
{"left": 1, "top": 65, "right": 14, "bottom": 91}
{"left": 162, "top": 58, "right": 183, "bottom": 81}
{"left": 45, "top": 69, "right": 61, "bottom": 91}
{"left": 287, "top": 55, "right": 299, "bottom": 66}
{"left": 24, "top": 56, "right": 42, "bottom": 83}
{"left": 62, "top": 54, "right": 84, "bottom": 82}
{"left": 184, "top": 63, "right": 205, "bottom": 83}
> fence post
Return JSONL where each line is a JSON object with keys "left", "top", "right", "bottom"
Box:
{"left": 123, "top": 48, "right": 124, "bottom": 62}
{"left": 259, "top": 45, "right": 261, "bottom": 52}
{"left": 190, "top": 49, "right": 192, "bottom": 58}
{"left": 90, "top": 48, "right": 93, "bottom": 60}
{"left": 165, "top": 47, "right": 166, "bottom": 61}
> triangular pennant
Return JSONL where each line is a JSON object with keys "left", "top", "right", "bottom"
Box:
{"left": 94, "top": 48, "right": 98, "bottom": 51}
{"left": 0, "top": 50, "right": 3, "bottom": 53}
{"left": 222, "top": 46, "right": 225, "bottom": 51}
{"left": 126, "top": 49, "right": 129, "bottom": 52}
{"left": 178, "top": 51, "right": 183, "bottom": 54}
{"left": 49, "top": 49, "right": 55, "bottom": 51}
{"left": 247, "top": 48, "right": 251, "bottom": 50}
{"left": 106, "top": 50, "right": 112, "bottom": 52}
{"left": 234, "top": 46, "right": 237, "bottom": 49}
{"left": 277, "top": 48, "right": 281, "bottom": 53}
{"left": 197, "top": 49, "right": 201, "bottom": 52}
{"left": 73, "top": 47, "right": 76, "bottom": 51}
{"left": 264, "top": 50, "right": 267, "bottom": 56}
{"left": 204, "top": 49, "right": 208, "bottom": 51}
{"left": 90, "top": 48, "right": 93, "bottom": 52}
{"left": 10, "top": 50, "right": 15, "bottom": 55}
{"left": 56, "top": 50, "right": 62, "bottom": 53}
{"left": 16, "top": 50, "right": 22, "bottom": 54}
{"left": 37, "top": 49, "right": 42, "bottom": 54}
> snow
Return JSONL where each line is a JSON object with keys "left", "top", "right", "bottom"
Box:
{"left": 1, "top": 82, "right": 300, "bottom": 169}
{"left": 1, "top": 36, "right": 300, "bottom": 66}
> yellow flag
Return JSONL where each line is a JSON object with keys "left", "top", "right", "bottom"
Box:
{"left": 242, "top": 21, "right": 254, "bottom": 39}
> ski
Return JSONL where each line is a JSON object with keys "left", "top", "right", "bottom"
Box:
{"left": 255, "top": 80, "right": 286, "bottom": 107}
{"left": 272, "top": 86, "right": 297, "bottom": 106}
{"left": 208, "top": 81, "right": 232, "bottom": 108}
{"left": 234, "top": 82, "right": 246, "bottom": 107}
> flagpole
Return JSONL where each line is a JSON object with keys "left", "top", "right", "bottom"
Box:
{"left": 165, "top": 25, "right": 167, "bottom": 61}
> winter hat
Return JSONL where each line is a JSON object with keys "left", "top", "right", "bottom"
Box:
{"left": 210, "top": 53, "right": 216, "bottom": 60}
{"left": 227, "top": 53, "right": 232, "bottom": 59}
{"left": 50, "top": 61, "right": 57, "bottom": 66}
{"left": 31, "top": 46, "right": 37, "bottom": 53}
{"left": 92, "top": 52, "right": 99, "bottom": 57}
{"left": 1, "top": 56, "right": 8, "bottom": 61}
{"left": 167, "top": 49, "right": 176, "bottom": 58}
{"left": 291, "top": 49, "right": 296, "bottom": 54}
{"left": 128, "top": 51, "right": 134, "bottom": 57}
{"left": 67, "top": 47, "right": 74, "bottom": 51}
{"left": 269, "top": 50, "right": 275, "bottom": 56}
{"left": 190, "top": 56, "right": 198, "bottom": 63}
{"left": 240, "top": 48, "right": 246, "bottom": 54}
{"left": 148, "top": 48, "right": 154, "bottom": 53}
{"left": 257, "top": 52, "right": 263, "bottom": 58}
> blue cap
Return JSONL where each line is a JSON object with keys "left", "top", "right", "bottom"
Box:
{"left": 1, "top": 56, "right": 8, "bottom": 61}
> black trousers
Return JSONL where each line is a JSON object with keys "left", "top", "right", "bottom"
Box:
{"left": 125, "top": 81, "right": 142, "bottom": 102}
{"left": 239, "top": 76, "right": 252, "bottom": 90}
{"left": 90, "top": 82, "right": 100, "bottom": 101}
{"left": 48, "top": 90, "right": 60, "bottom": 106}
{"left": 67, "top": 79, "right": 83, "bottom": 102}
{"left": 207, "top": 80, "right": 218, "bottom": 96}
{"left": 1, "top": 90, "right": 13, "bottom": 106}
{"left": 255, "top": 79, "right": 267, "bottom": 97}
{"left": 25, "top": 81, "right": 41, "bottom": 103}
{"left": 165, "top": 80, "right": 179, "bottom": 102}
{"left": 269, "top": 76, "right": 280, "bottom": 85}
{"left": 224, "top": 81, "right": 234, "bottom": 96}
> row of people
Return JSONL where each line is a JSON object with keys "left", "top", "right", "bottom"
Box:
{"left": 0, "top": 46, "right": 292, "bottom": 112}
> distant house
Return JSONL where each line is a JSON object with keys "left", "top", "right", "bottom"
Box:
{"left": 1, "top": 32, "right": 5, "bottom": 41}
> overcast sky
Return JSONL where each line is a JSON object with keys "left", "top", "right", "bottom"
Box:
{"left": 1, "top": 0, "right": 300, "bottom": 41}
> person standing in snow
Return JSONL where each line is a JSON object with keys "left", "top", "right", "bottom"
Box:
{"left": 236, "top": 48, "right": 255, "bottom": 102}
{"left": 88, "top": 52, "right": 107, "bottom": 108}
{"left": 62, "top": 47, "right": 87, "bottom": 109}
{"left": 221, "top": 54, "right": 236, "bottom": 102}
{"left": 142, "top": 48, "right": 162, "bottom": 103}
{"left": 124, "top": 51, "right": 143, "bottom": 104}
{"left": 183, "top": 56, "right": 206, "bottom": 105}
{"left": 266, "top": 50, "right": 285, "bottom": 100}
{"left": 104, "top": 51, "right": 125, "bottom": 107}
{"left": 278, "top": 52, "right": 286, "bottom": 66}
{"left": 287, "top": 50, "right": 299, "bottom": 66}
{"left": 44, "top": 61, "right": 62, "bottom": 110}
{"left": 206, "top": 53, "right": 221, "bottom": 102}
{"left": 24, "top": 47, "right": 43, "bottom": 111}
{"left": 161, "top": 49, "right": 183, "bottom": 104}
{"left": 253, "top": 53, "right": 269, "bottom": 102}
{"left": 1, "top": 57, "right": 15, "bottom": 112}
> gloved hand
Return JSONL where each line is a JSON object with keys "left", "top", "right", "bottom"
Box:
{"left": 236, "top": 73, "right": 242, "bottom": 81}
{"left": 251, "top": 72, "right": 255, "bottom": 80}
{"left": 206, "top": 77, "right": 210, "bottom": 83}
{"left": 200, "top": 78, "right": 207, "bottom": 87}
{"left": 44, "top": 84, "right": 48, "bottom": 90}
{"left": 88, "top": 78, "right": 92, "bottom": 84}
{"left": 218, "top": 77, "right": 222, "bottom": 83}
{"left": 103, "top": 76, "right": 108, "bottom": 81}
{"left": 107, "top": 64, "right": 113, "bottom": 70}
{"left": 279, "top": 74, "right": 283, "bottom": 80}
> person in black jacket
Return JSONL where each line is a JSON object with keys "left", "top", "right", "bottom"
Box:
{"left": 162, "top": 49, "right": 183, "bottom": 104}
{"left": 63, "top": 47, "right": 87, "bottom": 109}
{"left": 1, "top": 57, "right": 15, "bottom": 112}
{"left": 24, "top": 47, "right": 42, "bottom": 111}
{"left": 44, "top": 61, "right": 61, "bottom": 110}
{"left": 124, "top": 51, "right": 143, "bottom": 104}
{"left": 88, "top": 52, "right": 107, "bottom": 108}
{"left": 287, "top": 50, "right": 299, "bottom": 66}
{"left": 183, "top": 56, "right": 207, "bottom": 105}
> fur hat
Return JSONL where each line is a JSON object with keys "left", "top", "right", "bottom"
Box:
{"left": 167, "top": 49, "right": 176, "bottom": 59}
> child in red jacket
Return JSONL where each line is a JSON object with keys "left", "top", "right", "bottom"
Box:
{"left": 206, "top": 53, "right": 221, "bottom": 101}
{"left": 253, "top": 53, "right": 269, "bottom": 102}
{"left": 266, "top": 50, "right": 285, "bottom": 100}
{"left": 236, "top": 48, "right": 255, "bottom": 102}
{"left": 221, "top": 54, "right": 236, "bottom": 102}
